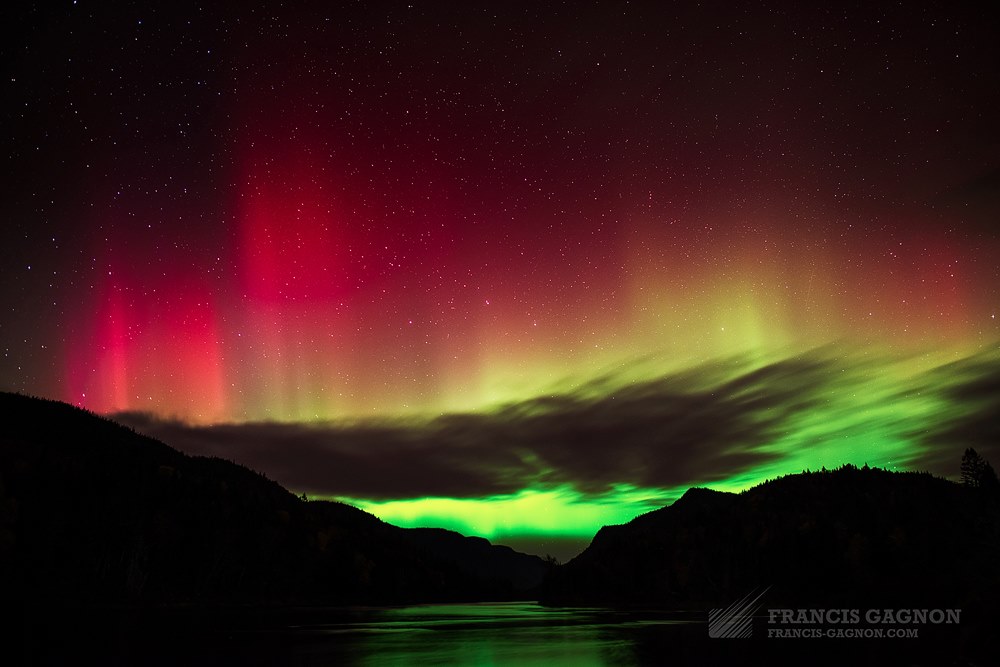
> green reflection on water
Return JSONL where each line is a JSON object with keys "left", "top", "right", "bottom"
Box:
{"left": 288, "top": 602, "right": 695, "bottom": 667}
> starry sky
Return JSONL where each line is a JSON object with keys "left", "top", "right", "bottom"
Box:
{"left": 3, "top": 1, "right": 999, "bottom": 558}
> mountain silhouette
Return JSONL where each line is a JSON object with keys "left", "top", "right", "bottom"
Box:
{"left": 542, "top": 464, "right": 1000, "bottom": 611}
{"left": 0, "top": 392, "right": 545, "bottom": 607}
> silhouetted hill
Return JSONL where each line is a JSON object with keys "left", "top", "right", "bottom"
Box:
{"left": 541, "top": 465, "right": 1000, "bottom": 610}
{"left": 0, "top": 392, "right": 545, "bottom": 606}
{"left": 404, "top": 527, "right": 548, "bottom": 592}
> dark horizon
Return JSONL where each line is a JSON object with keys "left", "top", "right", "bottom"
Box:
{"left": 108, "top": 345, "right": 1000, "bottom": 558}
{"left": 4, "top": 389, "right": 998, "bottom": 665}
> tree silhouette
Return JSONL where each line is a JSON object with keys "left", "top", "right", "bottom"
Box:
{"left": 961, "top": 448, "right": 999, "bottom": 489}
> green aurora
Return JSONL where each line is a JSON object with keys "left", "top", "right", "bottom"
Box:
{"left": 345, "top": 344, "right": 996, "bottom": 548}
{"left": 118, "top": 341, "right": 1000, "bottom": 557}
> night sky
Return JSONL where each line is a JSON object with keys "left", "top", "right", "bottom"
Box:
{"left": 3, "top": 1, "right": 999, "bottom": 558}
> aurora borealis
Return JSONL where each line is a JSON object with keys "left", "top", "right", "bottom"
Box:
{"left": 3, "top": 1, "right": 999, "bottom": 558}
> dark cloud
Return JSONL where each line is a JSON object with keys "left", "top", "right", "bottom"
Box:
{"left": 114, "top": 347, "right": 1000, "bottom": 501}
{"left": 111, "top": 415, "right": 531, "bottom": 499}
{"left": 114, "top": 353, "right": 843, "bottom": 500}
{"left": 904, "top": 348, "right": 1000, "bottom": 475}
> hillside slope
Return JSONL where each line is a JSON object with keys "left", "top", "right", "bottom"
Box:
{"left": 542, "top": 465, "right": 1000, "bottom": 609}
{"left": 0, "top": 392, "right": 544, "bottom": 606}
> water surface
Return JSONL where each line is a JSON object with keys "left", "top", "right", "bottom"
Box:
{"left": 20, "top": 600, "right": 965, "bottom": 666}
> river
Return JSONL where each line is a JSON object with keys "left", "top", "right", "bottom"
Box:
{"left": 18, "top": 600, "right": 965, "bottom": 665}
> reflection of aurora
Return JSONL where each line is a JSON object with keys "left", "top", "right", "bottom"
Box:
{"left": 116, "top": 343, "right": 1000, "bottom": 551}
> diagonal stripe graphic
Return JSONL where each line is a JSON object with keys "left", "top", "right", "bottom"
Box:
{"left": 709, "top": 587, "right": 770, "bottom": 638}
